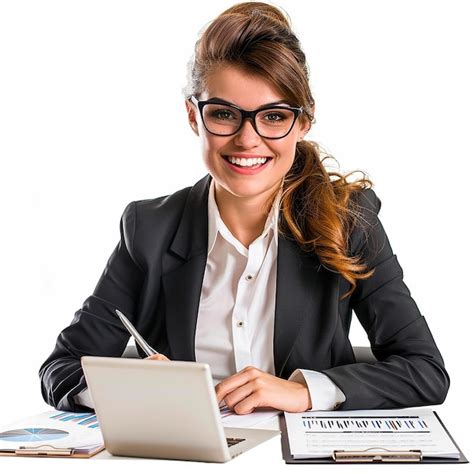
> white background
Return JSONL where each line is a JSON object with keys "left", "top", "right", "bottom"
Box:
{"left": 0, "top": 0, "right": 472, "bottom": 471}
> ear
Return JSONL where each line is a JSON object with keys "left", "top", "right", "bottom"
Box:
{"left": 299, "top": 104, "right": 315, "bottom": 139}
{"left": 309, "top": 104, "right": 315, "bottom": 127}
{"left": 185, "top": 99, "right": 199, "bottom": 136}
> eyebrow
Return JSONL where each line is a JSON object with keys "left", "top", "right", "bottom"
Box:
{"left": 208, "top": 96, "right": 291, "bottom": 108}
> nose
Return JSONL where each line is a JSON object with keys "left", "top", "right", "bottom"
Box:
{"left": 233, "top": 118, "right": 262, "bottom": 148}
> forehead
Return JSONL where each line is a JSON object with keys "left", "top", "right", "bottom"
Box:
{"left": 201, "top": 65, "right": 288, "bottom": 108}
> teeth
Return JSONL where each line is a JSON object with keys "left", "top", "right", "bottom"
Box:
{"left": 226, "top": 156, "right": 269, "bottom": 167}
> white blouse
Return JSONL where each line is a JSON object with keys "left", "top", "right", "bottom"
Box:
{"left": 74, "top": 178, "right": 346, "bottom": 411}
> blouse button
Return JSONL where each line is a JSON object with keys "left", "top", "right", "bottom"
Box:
{"left": 245, "top": 274, "right": 253, "bottom": 281}
{"left": 236, "top": 321, "right": 244, "bottom": 327}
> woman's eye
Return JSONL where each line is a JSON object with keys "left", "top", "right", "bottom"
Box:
{"left": 212, "top": 109, "right": 236, "bottom": 120}
{"left": 264, "top": 112, "right": 285, "bottom": 122}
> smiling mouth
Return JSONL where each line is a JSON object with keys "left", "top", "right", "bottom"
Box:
{"left": 222, "top": 155, "right": 273, "bottom": 168}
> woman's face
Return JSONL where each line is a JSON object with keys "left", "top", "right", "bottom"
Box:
{"left": 186, "top": 65, "right": 310, "bottom": 205}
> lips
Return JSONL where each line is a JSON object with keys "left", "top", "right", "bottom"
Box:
{"left": 222, "top": 155, "right": 273, "bottom": 169}
{"left": 220, "top": 154, "right": 273, "bottom": 175}
{"left": 221, "top": 154, "right": 273, "bottom": 162}
{"left": 222, "top": 154, "right": 272, "bottom": 159}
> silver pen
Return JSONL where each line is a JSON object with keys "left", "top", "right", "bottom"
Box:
{"left": 115, "top": 309, "right": 158, "bottom": 357}
{"left": 115, "top": 309, "right": 227, "bottom": 409}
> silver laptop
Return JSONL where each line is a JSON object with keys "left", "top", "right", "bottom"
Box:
{"left": 80, "top": 356, "right": 279, "bottom": 462}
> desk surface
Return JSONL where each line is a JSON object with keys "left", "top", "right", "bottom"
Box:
{"left": 1, "top": 411, "right": 471, "bottom": 472}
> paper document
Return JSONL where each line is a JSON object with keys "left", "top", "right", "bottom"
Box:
{"left": 0, "top": 411, "right": 104, "bottom": 454}
{"left": 220, "top": 405, "right": 281, "bottom": 428}
{"left": 284, "top": 408, "right": 460, "bottom": 459}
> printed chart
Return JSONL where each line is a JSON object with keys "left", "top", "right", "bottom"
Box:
{"left": 0, "top": 428, "right": 68, "bottom": 442}
{"left": 0, "top": 411, "right": 103, "bottom": 452}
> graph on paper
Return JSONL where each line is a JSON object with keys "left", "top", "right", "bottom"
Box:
{"left": 0, "top": 411, "right": 104, "bottom": 452}
{"left": 285, "top": 409, "right": 461, "bottom": 459}
{"left": 301, "top": 415, "right": 430, "bottom": 433}
{"left": 49, "top": 411, "right": 100, "bottom": 429}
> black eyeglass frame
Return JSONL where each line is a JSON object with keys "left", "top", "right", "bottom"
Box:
{"left": 187, "top": 95, "right": 305, "bottom": 140}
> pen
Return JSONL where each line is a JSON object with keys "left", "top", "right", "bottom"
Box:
{"left": 115, "top": 308, "right": 227, "bottom": 409}
{"left": 114, "top": 309, "right": 158, "bottom": 357}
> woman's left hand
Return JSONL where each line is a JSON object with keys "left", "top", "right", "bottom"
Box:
{"left": 215, "top": 366, "right": 312, "bottom": 414}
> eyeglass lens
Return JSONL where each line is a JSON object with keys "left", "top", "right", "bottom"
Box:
{"left": 202, "top": 104, "right": 296, "bottom": 138}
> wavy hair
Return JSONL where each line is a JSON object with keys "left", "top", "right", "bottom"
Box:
{"left": 183, "top": 2, "right": 375, "bottom": 300}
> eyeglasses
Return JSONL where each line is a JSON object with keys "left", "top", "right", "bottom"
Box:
{"left": 187, "top": 95, "right": 304, "bottom": 139}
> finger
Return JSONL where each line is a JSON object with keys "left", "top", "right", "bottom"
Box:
{"left": 216, "top": 372, "right": 250, "bottom": 402}
{"left": 151, "top": 354, "right": 168, "bottom": 360}
{"left": 215, "top": 367, "right": 259, "bottom": 402}
{"left": 233, "top": 392, "right": 263, "bottom": 415}
{"left": 222, "top": 382, "right": 255, "bottom": 411}
{"left": 145, "top": 353, "right": 169, "bottom": 361}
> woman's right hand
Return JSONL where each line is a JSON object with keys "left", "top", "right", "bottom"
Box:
{"left": 145, "top": 353, "right": 170, "bottom": 361}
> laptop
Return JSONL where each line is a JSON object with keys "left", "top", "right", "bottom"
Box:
{"left": 80, "top": 356, "right": 279, "bottom": 462}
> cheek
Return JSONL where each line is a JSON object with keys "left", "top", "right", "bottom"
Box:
{"left": 198, "top": 132, "right": 215, "bottom": 157}
{"left": 203, "top": 135, "right": 229, "bottom": 155}
{"left": 199, "top": 137, "right": 227, "bottom": 168}
{"left": 275, "top": 141, "right": 298, "bottom": 163}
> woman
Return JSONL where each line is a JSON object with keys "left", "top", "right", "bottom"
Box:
{"left": 39, "top": 2, "right": 449, "bottom": 414}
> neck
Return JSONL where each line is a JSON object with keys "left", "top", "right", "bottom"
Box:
{"left": 213, "top": 180, "right": 281, "bottom": 247}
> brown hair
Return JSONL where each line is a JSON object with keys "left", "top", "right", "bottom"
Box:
{"left": 184, "top": 2, "right": 375, "bottom": 300}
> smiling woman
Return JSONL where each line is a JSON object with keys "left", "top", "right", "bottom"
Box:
{"left": 39, "top": 1, "right": 449, "bottom": 416}
{"left": 185, "top": 65, "right": 310, "bottom": 239}
{"left": 183, "top": 5, "right": 375, "bottom": 292}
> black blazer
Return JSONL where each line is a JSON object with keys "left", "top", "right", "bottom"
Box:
{"left": 39, "top": 174, "right": 450, "bottom": 412}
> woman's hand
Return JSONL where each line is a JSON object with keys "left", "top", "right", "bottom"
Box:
{"left": 215, "top": 366, "right": 312, "bottom": 414}
{"left": 145, "top": 353, "right": 170, "bottom": 361}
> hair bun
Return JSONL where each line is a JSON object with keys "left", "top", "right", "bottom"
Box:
{"left": 184, "top": 0, "right": 314, "bottom": 119}
{"left": 220, "top": 1, "right": 291, "bottom": 30}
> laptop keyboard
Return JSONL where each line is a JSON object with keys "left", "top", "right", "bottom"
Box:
{"left": 226, "top": 437, "right": 245, "bottom": 447}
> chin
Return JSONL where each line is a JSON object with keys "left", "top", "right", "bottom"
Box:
{"left": 223, "top": 181, "right": 273, "bottom": 198}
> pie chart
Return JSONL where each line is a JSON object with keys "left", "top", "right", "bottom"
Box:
{"left": 0, "top": 428, "right": 69, "bottom": 442}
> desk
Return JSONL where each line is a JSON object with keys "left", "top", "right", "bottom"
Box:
{"left": 0, "top": 407, "right": 471, "bottom": 473}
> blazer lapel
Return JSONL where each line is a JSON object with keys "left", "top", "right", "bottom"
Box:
{"left": 161, "top": 174, "right": 211, "bottom": 361}
{"left": 273, "top": 233, "right": 327, "bottom": 378}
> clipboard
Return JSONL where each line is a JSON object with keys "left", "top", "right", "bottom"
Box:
{"left": 279, "top": 412, "right": 469, "bottom": 464}
{"left": 0, "top": 444, "right": 105, "bottom": 458}
{"left": 0, "top": 410, "right": 106, "bottom": 459}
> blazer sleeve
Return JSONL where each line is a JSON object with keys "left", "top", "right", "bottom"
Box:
{"left": 321, "top": 188, "right": 450, "bottom": 410}
{"left": 38, "top": 201, "right": 144, "bottom": 412}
